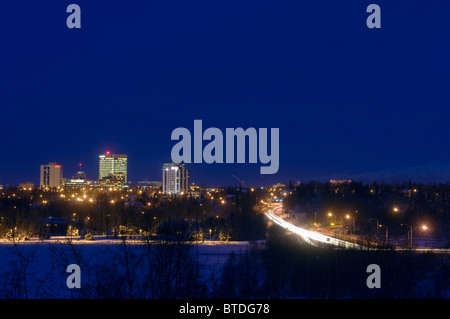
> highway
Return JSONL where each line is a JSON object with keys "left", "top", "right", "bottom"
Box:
{"left": 264, "top": 204, "right": 450, "bottom": 252}
{"left": 264, "top": 205, "right": 369, "bottom": 250}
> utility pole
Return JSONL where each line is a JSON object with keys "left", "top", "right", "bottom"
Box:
{"left": 401, "top": 224, "right": 413, "bottom": 248}
{"left": 379, "top": 224, "right": 388, "bottom": 245}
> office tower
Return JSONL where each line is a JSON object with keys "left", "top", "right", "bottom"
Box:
{"left": 162, "top": 162, "right": 189, "bottom": 194}
{"left": 40, "top": 162, "right": 63, "bottom": 188}
{"left": 99, "top": 152, "right": 128, "bottom": 183}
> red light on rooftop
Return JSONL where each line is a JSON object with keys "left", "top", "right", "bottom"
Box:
{"left": 106, "top": 151, "right": 110, "bottom": 155}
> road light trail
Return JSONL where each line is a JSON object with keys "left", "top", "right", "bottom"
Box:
{"left": 264, "top": 206, "right": 367, "bottom": 249}
{"left": 263, "top": 204, "right": 450, "bottom": 252}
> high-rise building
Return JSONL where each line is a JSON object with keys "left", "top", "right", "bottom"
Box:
{"left": 40, "top": 162, "right": 63, "bottom": 188}
{"left": 162, "top": 162, "right": 189, "bottom": 194}
{"left": 99, "top": 152, "right": 128, "bottom": 183}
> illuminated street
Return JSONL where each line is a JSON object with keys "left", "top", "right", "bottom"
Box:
{"left": 264, "top": 204, "right": 367, "bottom": 249}
{"left": 264, "top": 204, "right": 450, "bottom": 253}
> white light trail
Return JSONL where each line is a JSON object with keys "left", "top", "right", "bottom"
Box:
{"left": 265, "top": 206, "right": 367, "bottom": 249}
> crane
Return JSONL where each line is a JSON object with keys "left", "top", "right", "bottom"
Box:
{"left": 232, "top": 174, "right": 245, "bottom": 188}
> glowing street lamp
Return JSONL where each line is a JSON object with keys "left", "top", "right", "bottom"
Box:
{"left": 327, "top": 212, "right": 336, "bottom": 225}
{"left": 401, "top": 224, "right": 428, "bottom": 248}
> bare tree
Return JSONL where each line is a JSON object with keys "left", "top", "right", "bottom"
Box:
{"left": 0, "top": 238, "right": 54, "bottom": 298}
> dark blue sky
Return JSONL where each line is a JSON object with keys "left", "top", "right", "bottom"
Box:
{"left": 1, "top": 1, "right": 450, "bottom": 186}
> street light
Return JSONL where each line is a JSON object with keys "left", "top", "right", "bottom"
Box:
{"left": 328, "top": 212, "right": 336, "bottom": 224}
{"left": 401, "top": 224, "right": 413, "bottom": 247}
{"left": 401, "top": 224, "right": 428, "bottom": 248}
{"left": 209, "top": 229, "right": 212, "bottom": 241}
{"left": 379, "top": 224, "right": 388, "bottom": 245}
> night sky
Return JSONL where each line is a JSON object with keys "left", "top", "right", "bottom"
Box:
{"left": 2, "top": 1, "right": 450, "bottom": 187}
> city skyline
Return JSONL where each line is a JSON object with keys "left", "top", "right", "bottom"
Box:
{"left": 4, "top": 151, "right": 450, "bottom": 188}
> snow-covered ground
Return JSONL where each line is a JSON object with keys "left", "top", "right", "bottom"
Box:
{"left": 0, "top": 238, "right": 265, "bottom": 299}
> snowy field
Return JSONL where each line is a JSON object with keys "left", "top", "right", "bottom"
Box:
{"left": 0, "top": 238, "right": 264, "bottom": 299}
